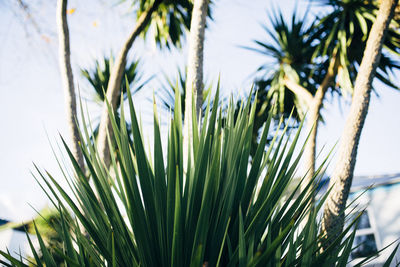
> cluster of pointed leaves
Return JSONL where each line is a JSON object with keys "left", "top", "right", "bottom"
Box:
{"left": 81, "top": 56, "right": 147, "bottom": 106}
{"left": 315, "top": 0, "right": 400, "bottom": 94}
{"left": 1, "top": 88, "right": 398, "bottom": 266}
{"left": 130, "top": 0, "right": 213, "bottom": 49}
{"left": 243, "top": 11, "right": 322, "bottom": 154}
{"left": 240, "top": 11, "right": 317, "bottom": 156}
{"left": 247, "top": 11, "right": 321, "bottom": 123}
{"left": 80, "top": 56, "right": 150, "bottom": 140}
{"left": 249, "top": 0, "right": 400, "bottom": 132}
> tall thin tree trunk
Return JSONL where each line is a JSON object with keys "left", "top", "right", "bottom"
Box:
{"left": 304, "top": 104, "right": 320, "bottom": 184}
{"left": 284, "top": 54, "right": 338, "bottom": 192}
{"left": 56, "top": 0, "right": 85, "bottom": 171}
{"left": 183, "top": 0, "right": 209, "bottom": 163}
{"left": 303, "top": 53, "right": 338, "bottom": 191}
{"left": 321, "top": 0, "right": 398, "bottom": 249}
{"left": 97, "top": 0, "right": 162, "bottom": 168}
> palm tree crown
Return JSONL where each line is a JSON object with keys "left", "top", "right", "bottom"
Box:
{"left": 81, "top": 56, "right": 150, "bottom": 139}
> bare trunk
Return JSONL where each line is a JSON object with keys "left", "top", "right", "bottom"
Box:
{"left": 56, "top": 0, "right": 85, "bottom": 171}
{"left": 304, "top": 105, "right": 319, "bottom": 184}
{"left": 303, "top": 53, "right": 339, "bottom": 191}
{"left": 96, "top": 0, "right": 162, "bottom": 168}
{"left": 321, "top": 0, "right": 397, "bottom": 249}
{"left": 183, "top": 0, "right": 209, "bottom": 164}
{"left": 284, "top": 54, "right": 338, "bottom": 192}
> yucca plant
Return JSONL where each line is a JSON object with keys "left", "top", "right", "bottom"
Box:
{"left": 0, "top": 88, "right": 397, "bottom": 266}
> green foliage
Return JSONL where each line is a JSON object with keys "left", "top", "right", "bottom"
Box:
{"left": 243, "top": 11, "right": 319, "bottom": 156}
{"left": 80, "top": 56, "right": 150, "bottom": 140}
{"left": 248, "top": 1, "right": 400, "bottom": 133}
{"left": 246, "top": 10, "right": 320, "bottom": 123}
{"left": 81, "top": 56, "right": 147, "bottom": 106}
{"left": 139, "top": 0, "right": 193, "bottom": 49}
{"left": 314, "top": 0, "right": 400, "bottom": 94}
{"left": 0, "top": 90, "right": 397, "bottom": 266}
{"left": 126, "top": 0, "right": 213, "bottom": 49}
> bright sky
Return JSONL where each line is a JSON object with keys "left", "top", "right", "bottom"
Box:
{"left": 0, "top": 0, "right": 399, "bottom": 222}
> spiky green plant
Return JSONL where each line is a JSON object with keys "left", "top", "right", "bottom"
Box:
{"left": 0, "top": 88, "right": 397, "bottom": 266}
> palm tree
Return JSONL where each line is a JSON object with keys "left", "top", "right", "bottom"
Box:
{"left": 321, "top": 0, "right": 399, "bottom": 249}
{"left": 97, "top": 0, "right": 201, "bottom": 168}
{"left": 250, "top": 10, "right": 323, "bottom": 117}
{"left": 250, "top": 1, "right": 400, "bottom": 190}
{"left": 246, "top": 10, "right": 326, "bottom": 185}
{"left": 81, "top": 56, "right": 148, "bottom": 145}
{"left": 56, "top": 0, "right": 85, "bottom": 172}
{"left": 305, "top": 0, "right": 400, "bottom": 183}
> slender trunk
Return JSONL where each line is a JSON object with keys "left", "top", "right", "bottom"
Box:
{"left": 321, "top": 0, "right": 397, "bottom": 250}
{"left": 284, "top": 54, "right": 338, "bottom": 192}
{"left": 97, "top": 0, "right": 162, "bottom": 168}
{"left": 183, "top": 0, "right": 209, "bottom": 164}
{"left": 303, "top": 53, "right": 339, "bottom": 191}
{"left": 304, "top": 105, "right": 319, "bottom": 185}
{"left": 56, "top": 0, "right": 85, "bottom": 171}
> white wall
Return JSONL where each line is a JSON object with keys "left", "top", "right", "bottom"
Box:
{"left": 349, "top": 183, "right": 400, "bottom": 266}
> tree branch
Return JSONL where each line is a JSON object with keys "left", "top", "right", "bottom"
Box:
{"left": 314, "top": 51, "right": 340, "bottom": 104}
{"left": 96, "top": 0, "right": 163, "bottom": 168}
{"left": 283, "top": 77, "right": 314, "bottom": 107}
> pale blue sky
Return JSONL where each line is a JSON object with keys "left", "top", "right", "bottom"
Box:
{"left": 0, "top": 0, "right": 399, "bottom": 221}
